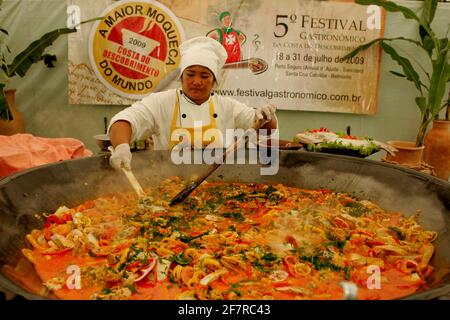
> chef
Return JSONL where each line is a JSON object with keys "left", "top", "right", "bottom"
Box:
{"left": 108, "top": 36, "right": 277, "bottom": 170}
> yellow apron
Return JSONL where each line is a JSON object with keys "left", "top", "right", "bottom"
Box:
{"left": 168, "top": 92, "right": 222, "bottom": 150}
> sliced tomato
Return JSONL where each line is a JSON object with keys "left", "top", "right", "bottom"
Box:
{"left": 245, "top": 262, "right": 253, "bottom": 277}
{"left": 350, "top": 238, "right": 365, "bottom": 245}
{"left": 126, "top": 261, "right": 141, "bottom": 271}
{"left": 271, "top": 281, "right": 291, "bottom": 288}
{"left": 61, "top": 213, "right": 73, "bottom": 223}
{"left": 43, "top": 228, "right": 52, "bottom": 241}
{"left": 367, "top": 240, "right": 385, "bottom": 246}
{"left": 44, "top": 215, "right": 62, "bottom": 228}
{"left": 310, "top": 127, "right": 329, "bottom": 133}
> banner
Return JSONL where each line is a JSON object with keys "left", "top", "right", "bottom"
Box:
{"left": 68, "top": 0, "right": 384, "bottom": 114}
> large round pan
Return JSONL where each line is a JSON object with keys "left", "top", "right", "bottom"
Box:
{"left": 0, "top": 150, "right": 449, "bottom": 299}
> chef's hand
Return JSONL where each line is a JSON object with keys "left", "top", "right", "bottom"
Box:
{"left": 108, "top": 143, "right": 132, "bottom": 170}
{"left": 254, "top": 104, "right": 277, "bottom": 127}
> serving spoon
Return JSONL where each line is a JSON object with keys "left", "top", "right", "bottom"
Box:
{"left": 222, "top": 57, "right": 268, "bottom": 75}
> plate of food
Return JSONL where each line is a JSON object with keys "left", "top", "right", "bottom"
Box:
{"left": 293, "top": 128, "right": 397, "bottom": 158}
{"left": 257, "top": 139, "right": 303, "bottom": 150}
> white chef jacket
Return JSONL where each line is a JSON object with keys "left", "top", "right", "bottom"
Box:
{"left": 108, "top": 89, "right": 256, "bottom": 150}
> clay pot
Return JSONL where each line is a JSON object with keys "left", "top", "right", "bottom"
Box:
{"left": 385, "top": 140, "right": 424, "bottom": 166}
{"left": 0, "top": 89, "right": 26, "bottom": 135}
{"left": 424, "top": 120, "right": 450, "bottom": 181}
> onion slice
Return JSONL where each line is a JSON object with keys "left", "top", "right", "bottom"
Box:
{"left": 134, "top": 258, "right": 157, "bottom": 282}
{"left": 199, "top": 268, "right": 228, "bottom": 286}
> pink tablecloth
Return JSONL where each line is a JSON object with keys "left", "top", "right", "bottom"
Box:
{"left": 0, "top": 134, "right": 93, "bottom": 178}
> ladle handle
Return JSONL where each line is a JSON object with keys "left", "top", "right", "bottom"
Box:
{"left": 121, "top": 167, "right": 146, "bottom": 198}
{"left": 108, "top": 145, "right": 146, "bottom": 198}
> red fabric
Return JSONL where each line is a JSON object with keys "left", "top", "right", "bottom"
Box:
{"left": 0, "top": 134, "right": 93, "bottom": 178}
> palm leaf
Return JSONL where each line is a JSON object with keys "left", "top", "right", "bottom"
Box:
{"left": 428, "top": 47, "right": 450, "bottom": 116}
{"left": 439, "top": 38, "right": 449, "bottom": 52}
{"left": 355, "top": 0, "right": 435, "bottom": 41}
{"left": 422, "top": 0, "right": 438, "bottom": 25}
{"left": 342, "top": 38, "right": 384, "bottom": 60}
{"left": 356, "top": 0, "right": 421, "bottom": 23}
{"left": 419, "top": 0, "right": 438, "bottom": 48}
{"left": 0, "top": 17, "right": 102, "bottom": 120}
{"left": 421, "top": 35, "right": 435, "bottom": 55}
{"left": 7, "top": 17, "right": 102, "bottom": 78}
{"left": 415, "top": 97, "right": 427, "bottom": 114}
{"left": 389, "top": 71, "right": 406, "bottom": 78}
{"left": 342, "top": 37, "right": 423, "bottom": 61}
{"left": 7, "top": 28, "right": 76, "bottom": 77}
{"left": 380, "top": 42, "right": 424, "bottom": 94}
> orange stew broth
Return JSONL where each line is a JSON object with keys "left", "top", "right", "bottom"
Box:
{"left": 24, "top": 177, "right": 435, "bottom": 300}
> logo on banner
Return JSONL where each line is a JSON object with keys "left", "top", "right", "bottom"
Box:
{"left": 89, "top": 1, "right": 185, "bottom": 99}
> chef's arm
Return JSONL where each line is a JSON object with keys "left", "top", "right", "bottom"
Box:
{"left": 109, "top": 120, "right": 132, "bottom": 148}
{"left": 254, "top": 104, "right": 278, "bottom": 131}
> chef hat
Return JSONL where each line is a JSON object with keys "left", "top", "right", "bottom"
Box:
{"left": 179, "top": 36, "right": 228, "bottom": 81}
{"left": 219, "top": 11, "right": 230, "bottom": 21}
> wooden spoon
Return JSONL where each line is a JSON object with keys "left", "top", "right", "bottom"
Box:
{"left": 108, "top": 146, "right": 146, "bottom": 198}
{"left": 121, "top": 166, "right": 146, "bottom": 199}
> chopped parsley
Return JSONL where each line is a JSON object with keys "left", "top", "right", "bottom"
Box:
{"left": 300, "top": 253, "right": 342, "bottom": 272}
{"left": 344, "top": 201, "right": 369, "bottom": 217}
{"left": 227, "top": 192, "right": 247, "bottom": 202}
{"left": 261, "top": 252, "right": 279, "bottom": 262}
{"left": 326, "top": 232, "right": 349, "bottom": 251}
{"left": 222, "top": 212, "right": 245, "bottom": 222}
{"left": 173, "top": 252, "right": 192, "bottom": 266}
{"left": 101, "top": 287, "right": 111, "bottom": 295}
{"left": 388, "top": 226, "right": 405, "bottom": 240}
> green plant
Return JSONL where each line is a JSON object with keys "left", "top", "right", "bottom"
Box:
{"left": 343, "top": 0, "right": 450, "bottom": 147}
{"left": 0, "top": 1, "right": 99, "bottom": 120}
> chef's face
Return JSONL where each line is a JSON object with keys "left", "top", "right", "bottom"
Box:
{"left": 181, "top": 65, "right": 215, "bottom": 105}
{"left": 222, "top": 15, "right": 232, "bottom": 28}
